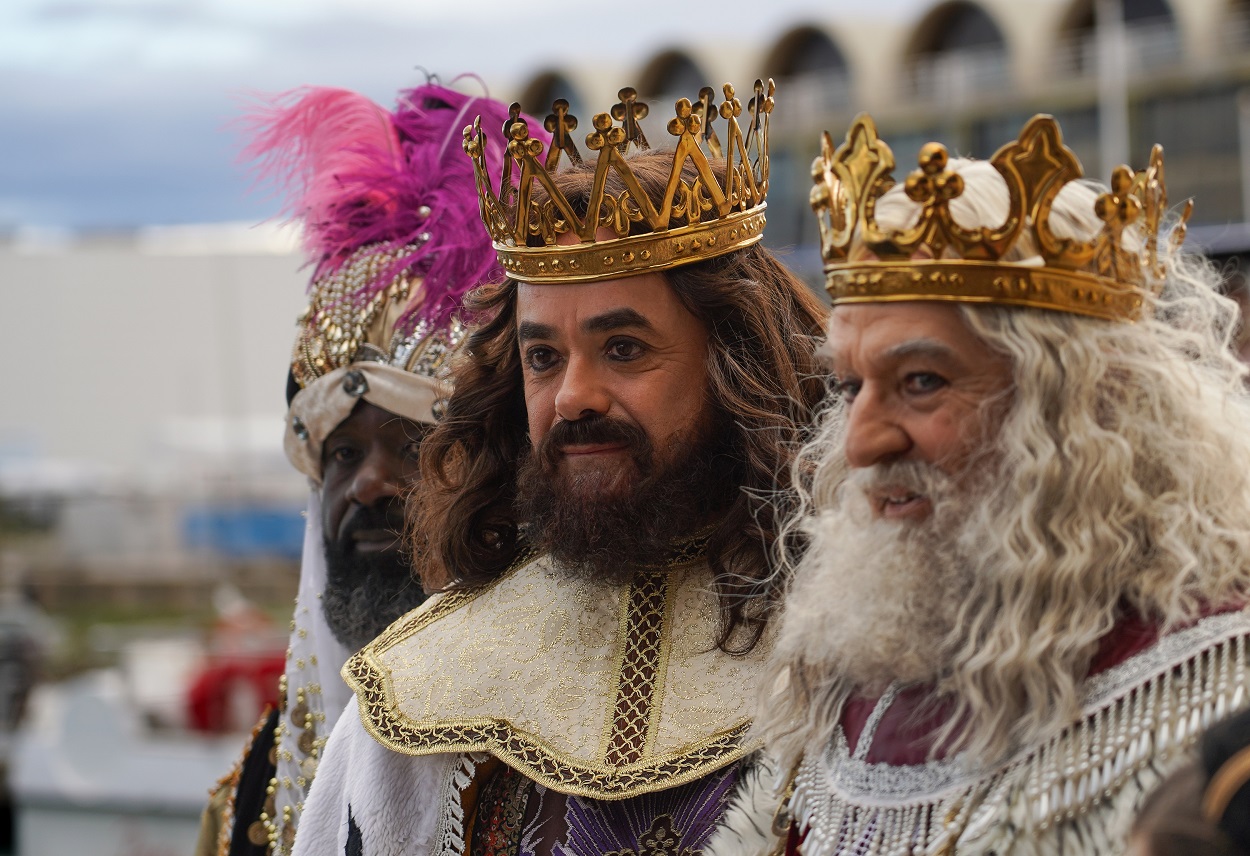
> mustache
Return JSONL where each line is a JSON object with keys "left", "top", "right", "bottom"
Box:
{"left": 537, "top": 416, "right": 652, "bottom": 468}
{"left": 335, "top": 501, "right": 405, "bottom": 546}
{"left": 846, "top": 460, "right": 954, "bottom": 497}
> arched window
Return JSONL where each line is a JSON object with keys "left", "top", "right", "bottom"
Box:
{"left": 1224, "top": 0, "right": 1250, "bottom": 52}
{"left": 518, "top": 71, "right": 585, "bottom": 124}
{"left": 925, "top": 3, "right": 1005, "bottom": 50}
{"left": 904, "top": 2, "right": 1010, "bottom": 103}
{"left": 638, "top": 50, "right": 708, "bottom": 106}
{"left": 764, "top": 25, "right": 852, "bottom": 121}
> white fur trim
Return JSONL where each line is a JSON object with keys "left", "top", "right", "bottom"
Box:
{"left": 293, "top": 701, "right": 458, "bottom": 856}
{"left": 706, "top": 756, "right": 786, "bottom": 856}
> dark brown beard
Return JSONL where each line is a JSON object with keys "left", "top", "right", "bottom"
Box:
{"left": 514, "top": 413, "right": 734, "bottom": 584}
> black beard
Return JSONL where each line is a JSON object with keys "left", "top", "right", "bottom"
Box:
{"left": 513, "top": 413, "right": 735, "bottom": 584}
{"left": 321, "top": 504, "right": 426, "bottom": 651}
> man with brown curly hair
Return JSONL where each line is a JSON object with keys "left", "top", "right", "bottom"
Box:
{"left": 293, "top": 83, "right": 828, "bottom": 856}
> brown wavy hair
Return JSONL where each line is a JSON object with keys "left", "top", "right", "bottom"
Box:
{"left": 409, "top": 150, "right": 828, "bottom": 652}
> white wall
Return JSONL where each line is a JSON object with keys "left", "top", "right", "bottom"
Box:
{"left": 0, "top": 225, "right": 307, "bottom": 493}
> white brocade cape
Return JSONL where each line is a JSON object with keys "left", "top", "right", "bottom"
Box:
{"left": 709, "top": 610, "right": 1250, "bottom": 856}
{"left": 292, "top": 549, "right": 774, "bottom": 856}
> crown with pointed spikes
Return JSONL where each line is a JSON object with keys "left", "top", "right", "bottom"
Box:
{"left": 463, "top": 81, "right": 775, "bottom": 284}
{"left": 810, "top": 113, "right": 1193, "bottom": 321}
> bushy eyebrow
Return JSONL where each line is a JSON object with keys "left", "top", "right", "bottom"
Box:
{"left": 518, "top": 308, "right": 655, "bottom": 343}
{"left": 829, "top": 337, "right": 956, "bottom": 376}
{"left": 583, "top": 308, "right": 654, "bottom": 334}
{"left": 517, "top": 320, "right": 557, "bottom": 342}
{"left": 882, "top": 339, "right": 957, "bottom": 362}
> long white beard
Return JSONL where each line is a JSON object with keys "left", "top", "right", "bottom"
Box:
{"left": 782, "top": 461, "right": 980, "bottom": 694}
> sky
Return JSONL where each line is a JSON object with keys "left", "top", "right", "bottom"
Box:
{"left": 0, "top": 0, "right": 919, "bottom": 231}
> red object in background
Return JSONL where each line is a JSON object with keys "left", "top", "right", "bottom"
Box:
{"left": 186, "top": 655, "right": 284, "bottom": 733}
{"left": 186, "top": 600, "right": 286, "bottom": 733}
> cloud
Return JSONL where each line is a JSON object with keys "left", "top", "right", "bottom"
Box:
{"left": 1, "top": 0, "right": 925, "bottom": 227}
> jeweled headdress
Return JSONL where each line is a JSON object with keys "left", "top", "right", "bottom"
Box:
{"left": 231, "top": 81, "right": 541, "bottom": 856}
{"left": 242, "top": 84, "right": 546, "bottom": 480}
{"left": 463, "top": 81, "right": 775, "bottom": 284}
{"left": 811, "top": 113, "right": 1193, "bottom": 321}
{"left": 244, "top": 85, "right": 512, "bottom": 392}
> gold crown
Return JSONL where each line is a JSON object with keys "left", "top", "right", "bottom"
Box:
{"left": 810, "top": 113, "right": 1193, "bottom": 321}
{"left": 463, "top": 81, "right": 775, "bottom": 284}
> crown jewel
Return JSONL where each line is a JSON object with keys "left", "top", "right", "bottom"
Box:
{"left": 463, "top": 81, "right": 775, "bottom": 284}
{"left": 291, "top": 242, "right": 464, "bottom": 389}
{"left": 811, "top": 113, "right": 1193, "bottom": 321}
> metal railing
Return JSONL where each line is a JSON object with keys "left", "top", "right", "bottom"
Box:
{"left": 772, "top": 71, "right": 853, "bottom": 133}
{"left": 1051, "top": 20, "right": 1182, "bottom": 81}
{"left": 901, "top": 48, "right": 1010, "bottom": 107}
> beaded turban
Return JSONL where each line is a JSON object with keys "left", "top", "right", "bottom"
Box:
{"left": 244, "top": 83, "right": 545, "bottom": 482}
{"left": 235, "top": 81, "right": 546, "bottom": 856}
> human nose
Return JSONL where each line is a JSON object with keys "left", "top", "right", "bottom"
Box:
{"left": 843, "top": 390, "right": 911, "bottom": 468}
{"left": 345, "top": 448, "right": 401, "bottom": 507}
{"left": 553, "top": 354, "right": 612, "bottom": 422}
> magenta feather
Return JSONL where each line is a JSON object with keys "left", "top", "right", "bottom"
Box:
{"left": 241, "top": 82, "right": 549, "bottom": 330}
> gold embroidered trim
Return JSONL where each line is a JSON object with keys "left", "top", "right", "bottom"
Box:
{"left": 362, "top": 544, "right": 540, "bottom": 656}
{"left": 348, "top": 658, "right": 751, "bottom": 800}
{"left": 605, "top": 571, "right": 669, "bottom": 767}
{"left": 206, "top": 708, "right": 277, "bottom": 856}
{"left": 345, "top": 539, "right": 754, "bottom": 800}
{"left": 206, "top": 766, "right": 240, "bottom": 856}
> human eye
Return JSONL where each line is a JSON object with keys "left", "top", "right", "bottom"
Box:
{"left": 401, "top": 440, "right": 423, "bottom": 462}
{"left": 524, "top": 345, "right": 561, "bottom": 373}
{"left": 605, "top": 338, "right": 645, "bottom": 362}
{"left": 903, "top": 372, "right": 947, "bottom": 395}
{"left": 833, "top": 376, "right": 861, "bottom": 402}
{"left": 326, "top": 442, "right": 361, "bottom": 465}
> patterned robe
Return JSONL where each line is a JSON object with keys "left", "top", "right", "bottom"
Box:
{"left": 710, "top": 609, "right": 1250, "bottom": 856}
{"left": 293, "top": 547, "right": 772, "bottom": 856}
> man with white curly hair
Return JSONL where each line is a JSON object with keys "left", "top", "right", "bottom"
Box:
{"left": 710, "top": 114, "right": 1250, "bottom": 856}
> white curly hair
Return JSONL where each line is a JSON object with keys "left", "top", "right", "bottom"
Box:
{"left": 760, "top": 159, "right": 1250, "bottom": 768}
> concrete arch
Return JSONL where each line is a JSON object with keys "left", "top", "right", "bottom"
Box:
{"left": 518, "top": 70, "right": 585, "bottom": 120}
{"left": 904, "top": 0, "right": 1009, "bottom": 58}
{"left": 762, "top": 23, "right": 849, "bottom": 77}
{"left": 636, "top": 49, "right": 708, "bottom": 100}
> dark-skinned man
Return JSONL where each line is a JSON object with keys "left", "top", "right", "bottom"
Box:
{"left": 195, "top": 80, "right": 526, "bottom": 856}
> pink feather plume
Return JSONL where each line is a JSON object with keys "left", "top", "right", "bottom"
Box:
{"left": 240, "top": 82, "right": 548, "bottom": 330}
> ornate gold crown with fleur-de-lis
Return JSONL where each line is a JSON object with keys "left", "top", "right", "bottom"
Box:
{"left": 463, "top": 81, "right": 775, "bottom": 284}
{"left": 811, "top": 113, "right": 1193, "bottom": 321}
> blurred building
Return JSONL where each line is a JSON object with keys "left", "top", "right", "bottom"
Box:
{"left": 496, "top": 0, "right": 1250, "bottom": 278}
{"left": 0, "top": 223, "right": 308, "bottom": 604}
